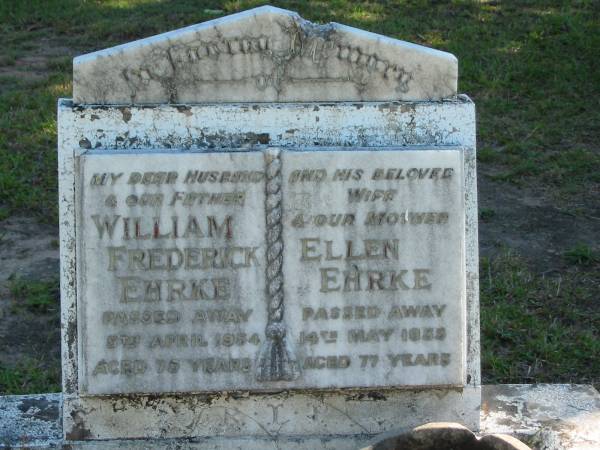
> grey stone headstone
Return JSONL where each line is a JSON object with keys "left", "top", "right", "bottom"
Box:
{"left": 58, "top": 5, "right": 480, "bottom": 446}
{"left": 73, "top": 5, "right": 457, "bottom": 104}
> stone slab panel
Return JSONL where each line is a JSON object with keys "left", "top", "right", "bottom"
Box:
{"left": 63, "top": 98, "right": 476, "bottom": 151}
{"left": 59, "top": 100, "right": 480, "bottom": 398}
{"left": 76, "top": 150, "right": 267, "bottom": 395}
{"left": 73, "top": 6, "right": 457, "bottom": 104}
{"left": 282, "top": 149, "right": 465, "bottom": 389}
{"left": 75, "top": 147, "right": 467, "bottom": 394}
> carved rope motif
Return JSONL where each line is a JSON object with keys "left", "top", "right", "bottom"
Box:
{"left": 257, "top": 148, "right": 297, "bottom": 381}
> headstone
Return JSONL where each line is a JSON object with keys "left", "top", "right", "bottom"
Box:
{"left": 58, "top": 6, "right": 479, "bottom": 448}
{"left": 73, "top": 6, "right": 457, "bottom": 104}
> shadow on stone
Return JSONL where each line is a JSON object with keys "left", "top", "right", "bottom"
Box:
{"left": 362, "top": 422, "right": 531, "bottom": 450}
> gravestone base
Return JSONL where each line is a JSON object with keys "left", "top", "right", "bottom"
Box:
{"left": 1, "top": 385, "right": 598, "bottom": 449}
{"left": 61, "top": 386, "right": 481, "bottom": 442}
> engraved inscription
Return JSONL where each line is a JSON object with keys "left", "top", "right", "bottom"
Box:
{"left": 115, "top": 20, "right": 414, "bottom": 102}
{"left": 76, "top": 148, "right": 466, "bottom": 394}
{"left": 282, "top": 149, "right": 465, "bottom": 388}
{"left": 77, "top": 151, "right": 267, "bottom": 395}
{"left": 73, "top": 7, "right": 458, "bottom": 105}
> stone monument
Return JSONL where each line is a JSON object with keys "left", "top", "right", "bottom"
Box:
{"left": 58, "top": 5, "right": 480, "bottom": 448}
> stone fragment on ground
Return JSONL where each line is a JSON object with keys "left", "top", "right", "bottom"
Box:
{"left": 363, "top": 422, "right": 531, "bottom": 450}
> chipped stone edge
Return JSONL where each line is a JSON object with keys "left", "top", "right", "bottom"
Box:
{"left": 73, "top": 6, "right": 456, "bottom": 70}
{"left": 58, "top": 100, "right": 78, "bottom": 398}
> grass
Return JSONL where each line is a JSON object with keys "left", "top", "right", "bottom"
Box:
{"left": 481, "top": 251, "right": 599, "bottom": 386}
{"left": 7, "top": 276, "right": 59, "bottom": 313}
{"left": 0, "top": 1, "right": 598, "bottom": 392}
{"left": 479, "top": 207, "right": 496, "bottom": 222}
{"left": 564, "top": 243, "right": 599, "bottom": 266}
{"left": 0, "top": 359, "right": 61, "bottom": 394}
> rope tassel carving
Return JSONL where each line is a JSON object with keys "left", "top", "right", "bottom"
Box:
{"left": 257, "top": 148, "right": 298, "bottom": 382}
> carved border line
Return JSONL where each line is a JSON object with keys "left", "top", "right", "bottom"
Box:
{"left": 257, "top": 148, "right": 297, "bottom": 381}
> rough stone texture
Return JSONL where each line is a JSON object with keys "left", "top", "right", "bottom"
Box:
{"left": 2, "top": 385, "right": 597, "bottom": 449}
{"left": 74, "top": 147, "right": 467, "bottom": 395}
{"left": 58, "top": 98, "right": 479, "bottom": 439}
{"left": 76, "top": 151, "right": 267, "bottom": 395}
{"left": 481, "top": 384, "right": 600, "bottom": 450}
{"left": 282, "top": 149, "right": 466, "bottom": 389}
{"left": 61, "top": 388, "right": 480, "bottom": 441}
{"left": 61, "top": 98, "right": 476, "bottom": 150}
{"left": 73, "top": 6, "right": 457, "bottom": 104}
{"left": 0, "top": 393, "right": 61, "bottom": 448}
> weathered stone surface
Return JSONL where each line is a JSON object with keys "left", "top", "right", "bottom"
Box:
{"left": 75, "top": 147, "right": 466, "bottom": 394}
{"left": 481, "top": 384, "right": 600, "bottom": 450}
{"left": 73, "top": 6, "right": 457, "bottom": 104}
{"left": 282, "top": 149, "right": 465, "bottom": 389}
{"left": 61, "top": 388, "right": 480, "bottom": 441}
{"left": 58, "top": 97, "right": 480, "bottom": 438}
{"left": 2, "top": 385, "right": 598, "bottom": 448}
{"left": 0, "top": 393, "right": 61, "bottom": 448}
{"left": 62, "top": 98, "right": 476, "bottom": 150}
{"left": 76, "top": 151, "right": 267, "bottom": 395}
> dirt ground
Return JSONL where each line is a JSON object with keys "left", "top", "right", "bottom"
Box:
{"left": 0, "top": 33, "right": 74, "bottom": 93}
{"left": 0, "top": 217, "right": 60, "bottom": 371}
{"left": 478, "top": 168, "right": 599, "bottom": 268}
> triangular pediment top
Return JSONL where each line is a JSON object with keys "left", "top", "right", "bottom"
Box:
{"left": 73, "top": 5, "right": 457, "bottom": 104}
